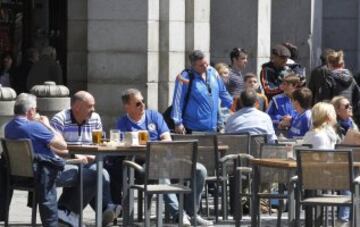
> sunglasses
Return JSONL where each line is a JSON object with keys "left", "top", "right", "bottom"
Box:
{"left": 136, "top": 100, "right": 145, "bottom": 107}
{"left": 344, "top": 103, "right": 352, "bottom": 109}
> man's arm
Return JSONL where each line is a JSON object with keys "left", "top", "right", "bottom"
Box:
{"left": 171, "top": 71, "right": 189, "bottom": 134}
{"left": 160, "top": 132, "right": 172, "bottom": 141}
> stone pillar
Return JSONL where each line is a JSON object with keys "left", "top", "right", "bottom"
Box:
{"left": 185, "top": 0, "right": 210, "bottom": 63}
{"left": 86, "top": 0, "right": 160, "bottom": 130}
{"left": 158, "top": 0, "right": 186, "bottom": 111}
{"left": 210, "top": 0, "right": 271, "bottom": 76}
{"left": 357, "top": 1, "right": 360, "bottom": 71}
{"left": 271, "top": 0, "right": 322, "bottom": 77}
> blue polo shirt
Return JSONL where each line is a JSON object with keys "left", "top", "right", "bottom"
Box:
{"left": 5, "top": 116, "right": 55, "bottom": 158}
{"left": 116, "top": 110, "right": 169, "bottom": 141}
{"left": 288, "top": 109, "right": 312, "bottom": 138}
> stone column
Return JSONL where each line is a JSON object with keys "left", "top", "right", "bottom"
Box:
{"left": 158, "top": 0, "right": 186, "bottom": 111}
{"left": 185, "top": 0, "right": 210, "bottom": 63}
{"left": 357, "top": 1, "right": 360, "bottom": 71}
{"left": 86, "top": 0, "right": 160, "bottom": 130}
{"left": 210, "top": 0, "right": 271, "bottom": 76}
{"left": 271, "top": 0, "right": 322, "bottom": 77}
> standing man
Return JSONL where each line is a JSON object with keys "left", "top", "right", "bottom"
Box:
{"left": 50, "top": 90, "right": 121, "bottom": 226}
{"left": 227, "top": 48, "right": 249, "bottom": 97}
{"left": 171, "top": 50, "right": 233, "bottom": 134}
{"left": 117, "top": 88, "right": 213, "bottom": 226}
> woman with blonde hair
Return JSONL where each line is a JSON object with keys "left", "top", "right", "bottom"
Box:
{"left": 303, "top": 102, "right": 338, "bottom": 149}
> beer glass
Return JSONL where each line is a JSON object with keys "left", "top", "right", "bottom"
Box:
{"left": 138, "top": 130, "right": 149, "bottom": 145}
{"left": 110, "top": 129, "right": 121, "bottom": 143}
{"left": 92, "top": 129, "right": 103, "bottom": 144}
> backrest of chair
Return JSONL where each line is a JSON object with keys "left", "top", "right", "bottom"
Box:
{"left": 172, "top": 134, "right": 218, "bottom": 176}
{"left": 297, "top": 149, "right": 352, "bottom": 191}
{"left": 217, "top": 133, "right": 250, "bottom": 155}
{"left": 145, "top": 140, "right": 197, "bottom": 181}
{"left": 249, "top": 134, "right": 267, "bottom": 158}
{"left": 259, "top": 143, "right": 293, "bottom": 184}
{"left": 1, "top": 138, "right": 34, "bottom": 178}
{"left": 335, "top": 144, "right": 360, "bottom": 162}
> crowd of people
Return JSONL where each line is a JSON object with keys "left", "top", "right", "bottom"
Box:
{"left": 1, "top": 43, "right": 360, "bottom": 227}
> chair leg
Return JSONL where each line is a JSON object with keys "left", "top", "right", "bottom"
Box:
{"left": 78, "top": 163, "right": 83, "bottom": 227}
{"left": 214, "top": 182, "right": 219, "bottom": 222}
{"left": 138, "top": 190, "right": 144, "bottom": 221}
{"left": 156, "top": 194, "right": 163, "bottom": 227}
{"left": 4, "top": 187, "right": 11, "bottom": 227}
{"left": 179, "top": 194, "right": 184, "bottom": 227}
{"left": 205, "top": 183, "right": 209, "bottom": 217}
{"left": 234, "top": 168, "right": 241, "bottom": 227}
{"left": 144, "top": 192, "right": 151, "bottom": 227}
{"left": 31, "top": 191, "right": 37, "bottom": 227}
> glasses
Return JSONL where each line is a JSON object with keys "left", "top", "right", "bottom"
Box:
{"left": 344, "top": 103, "right": 352, "bottom": 109}
{"left": 136, "top": 100, "right": 145, "bottom": 107}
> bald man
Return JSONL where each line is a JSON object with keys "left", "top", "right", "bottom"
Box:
{"left": 51, "top": 90, "right": 121, "bottom": 226}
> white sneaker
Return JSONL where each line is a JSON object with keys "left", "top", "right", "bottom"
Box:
{"left": 58, "top": 208, "right": 80, "bottom": 227}
{"left": 194, "top": 215, "right": 214, "bottom": 226}
{"left": 102, "top": 204, "right": 122, "bottom": 226}
{"left": 336, "top": 219, "right": 350, "bottom": 227}
{"left": 182, "top": 214, "right": 191, "bottom": 227}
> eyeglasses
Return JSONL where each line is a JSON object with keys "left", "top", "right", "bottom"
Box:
{"left": 136, "top": 100, "right": 145, "bottom": 107}
{"left": 344, "top": 103, "right": 352, "bottom": 109}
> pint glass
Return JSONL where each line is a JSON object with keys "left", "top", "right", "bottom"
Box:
{"left": 138, "top": 130, "right": 149, "bottom": 145}
{"left": 92, "top": 129, "right": 103, "bottom": 144}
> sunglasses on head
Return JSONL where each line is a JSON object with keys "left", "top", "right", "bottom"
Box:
{"left": 136, "top": 100, "right": 145, "bottom": 107}
{"left": 344, "top": 103, "right": 352, "bottom": 109}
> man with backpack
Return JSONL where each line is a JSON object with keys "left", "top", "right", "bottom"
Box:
{"left": 170, "top": 50, "right": 233, "bottom": 134}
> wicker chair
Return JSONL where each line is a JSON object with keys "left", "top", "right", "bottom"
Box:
{"left": 123, "top": 140, "right": 198, "bottom": 227}
{"left": 1, "top": 138, "right": 83, "bottom": 227}
{"left": 171, "top": 134, "right": 221, "bottom": 222}
{"left": 216, "top": 133, "right": 250, "bottom": 220}
{"left": 295, "top": 149, "right": 360, "bottom": 227}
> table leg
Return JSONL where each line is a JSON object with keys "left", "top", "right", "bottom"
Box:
{"left": 288, "top": 180, "right": 295, "bottom": 227}
{"left": 251, "top": 165, "right": 259, "bottom": 227}
{"left": 122, "top": 156, "right": 135, "bottom": 226}
{"left": 95, "top": 154, "right": 104, "bottom": 227}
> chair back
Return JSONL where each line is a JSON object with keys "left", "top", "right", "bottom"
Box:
{"left": 249, "top": 134, "right": 267, "bottom": 158}
{"left": 172, "top": 134, "right": 218, "bottom": 176}
{"left": 335, "top": 144, "right": 360, "bottom": 162}
{"left": 217, "top": 133, "right": 250, "bottom": 155}
{"left": 145, "top": 140, "right": 197, "bottom": 182}
{"left": 1, "top": 138, "right": 35, "bottom": 178}
{"left": 296, "top": 149, "right": 353, "bottom": 191}
{"left": 259, "top": 143, "right": 293, "bottom": 184}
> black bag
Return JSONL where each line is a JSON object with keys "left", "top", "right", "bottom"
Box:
{"left": 163, "top": 70, "right": 194, "bottom": 130}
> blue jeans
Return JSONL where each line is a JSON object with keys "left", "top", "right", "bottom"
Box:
{"left": 338, "top": 190, "right": 350, "bottom": 222}
{"left": 164, "top": 163, "right": 207, "bottom": 217}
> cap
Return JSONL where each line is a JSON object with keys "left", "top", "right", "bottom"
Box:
{"left": 272, "top": 44, "right": 291, "bottom": 58}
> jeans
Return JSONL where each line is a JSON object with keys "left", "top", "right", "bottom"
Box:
{"left": 163, "top": 163, "right": 207, "bottom": 217}
{"left": 338, "top": 190, "right": 350, "bottom": 222}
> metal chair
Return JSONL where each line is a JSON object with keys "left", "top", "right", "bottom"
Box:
{"left": 172, "top": 134, "right": 221, "bottom": 222}
{"left": 295, "top": 149, "right": 360, "bottom": 227}
{"left": 1, "top": 138, "right": 83, "bottom": 227}
{"left": 123, "top": 140, "right": 198, "bottom": 227}
{"left": 216, "top": 133, "right": 250, "bottom": 220}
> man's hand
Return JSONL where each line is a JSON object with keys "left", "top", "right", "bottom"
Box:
{"left": 278, "top": 115, "right": 292, "bottom": 129}
{"left": 175, "top": 124, "right": 186, "bottom": 134}
{"left": 75, "top": 154, "right": 89, "bottom": 164}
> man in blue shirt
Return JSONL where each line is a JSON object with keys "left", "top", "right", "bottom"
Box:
{"left": 5, "top": 93, "right": 97, "bottom": 226}
{"left": 117, "top": 88, "right": 213, "bottom": 226}
{"left": 171, "top": 50, "right": 233, "bottom": 134}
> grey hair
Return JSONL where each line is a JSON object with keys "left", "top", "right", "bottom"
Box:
{"left": 122, "top": 88, "right": 141, "bottom": 104}
{"left": 188, "top": 50, "right": 205, "bottom": 65}
{"left": 14, "top": 93, "right": 37, "bottom": 115}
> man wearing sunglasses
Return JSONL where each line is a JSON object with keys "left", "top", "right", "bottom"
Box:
{"left": 171, "top": 50, "right": 233, "bottom": 134}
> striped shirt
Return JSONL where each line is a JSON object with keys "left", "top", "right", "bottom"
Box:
{"left": 226, "top": 68, "right": 244, "bottom": 97}
{"left": 50, "top": 109, "right": 102, "bottom": 144}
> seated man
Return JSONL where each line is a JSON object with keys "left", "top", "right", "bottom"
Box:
{"left": 5, "top": 93, "right": 97, "bottom": 226}
{"left": 266, "top": 74, "right": 299, "bottom": 136}
{"left": 226, "top": 88, "right": 277, "bottom": 143}
{"left": 117, "top": 88, "right": 213, "bottom": 226}
{"left": 50, "top": 91, "right": 121, "bottom": 226}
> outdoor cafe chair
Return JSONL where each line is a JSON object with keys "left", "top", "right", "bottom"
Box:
{"left": 0, "top": 138, "right": 83, "bottom": 227}
{"left": 216, "top": 133, "right": 250, "bottom": 220}
{"left": 172, "top": 134, "right": 221, "bottom": 222}
{"left": 294, "top": 148, "right": 360, "bottom": 227}
{"left": 123, "top": 140, "right": 198, "bottom": 227}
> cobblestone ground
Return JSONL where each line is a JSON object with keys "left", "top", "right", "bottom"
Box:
{"left": 1, "top": 191, "right": 296, "bottom": 226}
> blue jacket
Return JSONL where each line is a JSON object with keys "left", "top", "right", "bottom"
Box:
{"left": 266, "top": 93, "right": 297, "bottom": 128}
{"left": 171, "top": 67, "right": 232, "bottom": 131}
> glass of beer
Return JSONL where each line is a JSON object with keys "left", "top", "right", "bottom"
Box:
{"left": 92, "top": 129, "right": 103, "bottom": 144}
{"left": 110, "top": 129, "right": 121, "bottom": 143}
{"left": 138, "top": 130, "right": 149, "bottom": 145}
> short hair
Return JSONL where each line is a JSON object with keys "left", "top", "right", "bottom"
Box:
{"left": 311, "top": 102, "right": 336, "bottom": 129}
{"left": 327, "top": 50, "right": 344, "bottom": 68}
{"left": 240, "top": 88, "right": 257, "bottom": 107}
{"left": 292, "top": 87, "right": 312, "bottom": 109}
{"left": 14, "top": 93, "right": 37, "bottom": 115}
{"left": 122, "top": 88, "right": 141, "bottom": 104}
{"left": 71, "top": 91, "right": 91, "bottom": 106}
{"left": 188, "top": 50, "right": 205, "bottom": 65}
{"left": 244, "top": 73, "right": 257, "bottom": 82}
{"left": 283, "top": 74, "right": 300, "bottom": 86}
{"left": 230, "top": 48, "right": 248, "bottom": 64}
{"left": 215, "top": 62, "right": 229, "bottom": 76}
{"left": 331, "top": 96, "right": 348, "bottom": 110}
{"left": 282, "top": 42, "right": 298, "bottom": 60}
{"left": 320, "top": 48, "right": 335, "bottom": 65}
